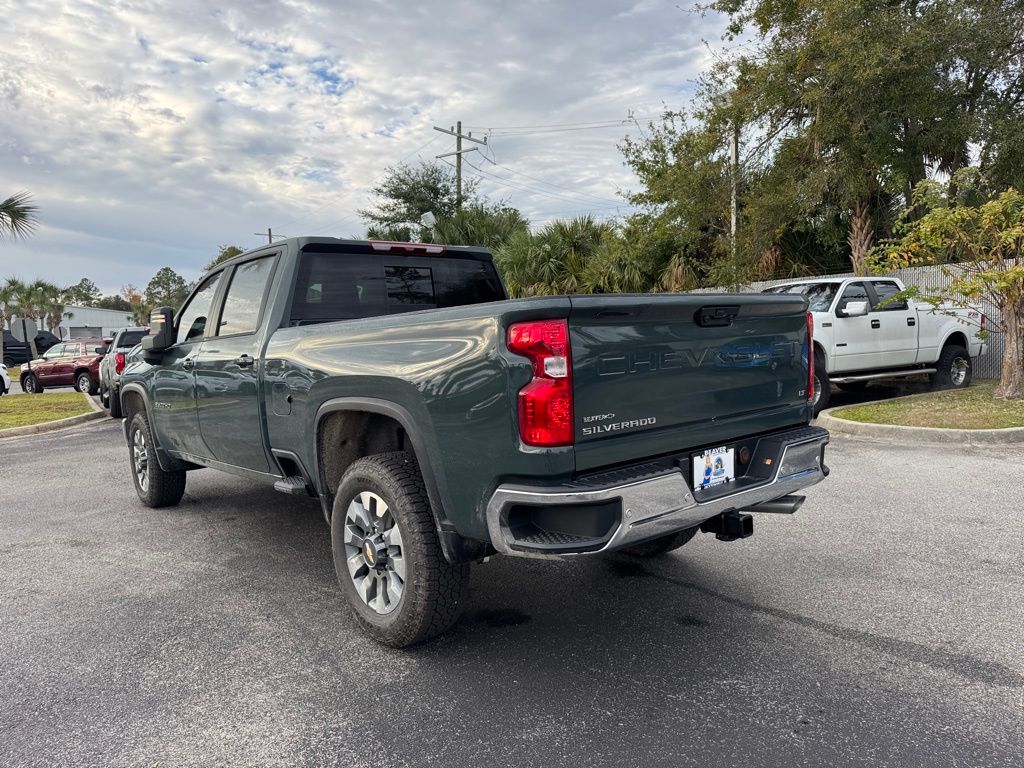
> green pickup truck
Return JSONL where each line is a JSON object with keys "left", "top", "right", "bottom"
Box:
{"left": 120, "top": 237, "right": 830, "bottom": 646}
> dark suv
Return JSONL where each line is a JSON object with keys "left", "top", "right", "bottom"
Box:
{"left": 2, "top": 330, "right": 61, "bottom": 368}
{"left": 20, "top": 338, "right": 108, "bottom": 394}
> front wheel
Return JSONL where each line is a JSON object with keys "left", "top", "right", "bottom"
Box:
{"left": 22, "top": 373, "right": 42, "bottom": 394}
{"left": 127, "top": 412, "right": 186, "bottom": 507}
{"left": 331, "top": 452, "right": 470, "bottom": 647}
{"left": 931, "top": 346, "right": 972, "bottom": 390}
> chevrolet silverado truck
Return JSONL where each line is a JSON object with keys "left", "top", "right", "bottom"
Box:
{"left": 763, "top": 277, "right": 986, "bottom": 414}
{"left": 119, "top": 237, "right": 830, "bottom": 646}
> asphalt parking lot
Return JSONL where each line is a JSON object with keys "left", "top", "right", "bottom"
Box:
{"left": 1, "top": 419, "right": 1022, "bottom": 767}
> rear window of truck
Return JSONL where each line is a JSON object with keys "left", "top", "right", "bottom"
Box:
{"left": 289, "top": 252, "right": 505, "bottom": 325}
{"left": 117, "top": 331, "right": 147, "bottom": 348}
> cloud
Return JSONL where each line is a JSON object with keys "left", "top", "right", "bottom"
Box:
{"left": 0, "top": 0, "right": 724, "bottom": 295}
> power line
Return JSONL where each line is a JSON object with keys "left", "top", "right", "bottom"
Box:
{"left": 463, "top": 158, "right": 622, "bottom": 209}
{"left": 478, "top": 154, "right": 623, "bottom": 206}
{"left": 433, "top": 121, "right": 487, "bottom": 210}
{"left": 464, "top": 114, "right": 662, "bottom": 132}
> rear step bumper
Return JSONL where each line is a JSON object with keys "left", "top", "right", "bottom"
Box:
{"left": 486, "top": 425, "right": 829, "bottom": 558}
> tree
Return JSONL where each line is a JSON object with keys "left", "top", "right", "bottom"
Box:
{"left": 359, "top": 161, "right": 482, "bottom": 240}
{"left": 62, "top": 278, "right": 101, "bottom": 307}
{"left": 0, "top": 192, "right": 38, "bottom": 239}
{"left": 95, "top": 294, "right": 132, "bottom": 311}
{"left": 874, "top": 172, "right": 1024, "bottom": 399}
{"left": 429, "top": 204, "right": 529, "bottom": 250}
{"left": 122, "top": 285, "right": 149, "bottom": 326}
{"left": 625, "top": 0, "right": 1024, "bottom": 281}
{"left": 205, "top": 245, "right": 245, "bottom": 271}
{"left": 494, "top": 216, "right": 619, "bottom": 297}
{"left": 144, "top": 267, "right": 189, "bottom": 310}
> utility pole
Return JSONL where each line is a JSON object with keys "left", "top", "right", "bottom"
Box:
{"left": 730, "top": 121, "right": 740, "bottom": 262}
{"left": 254, "top": 228, "right": 274, "bottom": 244}
{"left": 433, "top": 121, "right": 487, "bottom": 211}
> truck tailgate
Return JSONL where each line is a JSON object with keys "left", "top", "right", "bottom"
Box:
{"left": 569, "top": 294, "right": 811, "bottom": 471}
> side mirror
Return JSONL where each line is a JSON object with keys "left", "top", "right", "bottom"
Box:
{"left": 839, "top": 300, "right": 869, "bottom": 318}
{"left": 141, "top": 307, "right": 175, "bottom": 358}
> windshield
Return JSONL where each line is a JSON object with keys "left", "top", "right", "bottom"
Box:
{"left": 763, "top": 282, "right": 840, "bottom": 312}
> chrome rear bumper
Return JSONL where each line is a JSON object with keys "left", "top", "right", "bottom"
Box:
{"left": 486, "top": 426, "right": 829, "bottom": 558}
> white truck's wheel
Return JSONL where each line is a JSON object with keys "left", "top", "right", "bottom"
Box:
{"left": 931, "top": 346, "right": 972, "bottom": 390}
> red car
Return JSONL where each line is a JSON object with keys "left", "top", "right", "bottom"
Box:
{"left": 19, "top": 338, "right": 108, "bottom": 395}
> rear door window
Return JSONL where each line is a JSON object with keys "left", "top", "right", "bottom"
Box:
{"left": 869, "top": 280, "right": 908, "bottom": 311}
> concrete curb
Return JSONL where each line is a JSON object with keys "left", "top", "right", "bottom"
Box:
{"left": 0, "top": 393, "right": 106, "bottom": 439}
{"left": 817, "top": 396, "right": 1024, "bottom": 446}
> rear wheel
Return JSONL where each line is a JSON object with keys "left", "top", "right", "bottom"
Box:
{"left": 621, "top": 526, "right": 698, "bottom": 558}
{"left": 127, "top": 412, "right": 186, "bottom": 507}
{"left": 331, "top": 452, "right": 470, "bottom": 647}
{"left": 812, "top": 350, "right": 829, "bottom": 416}
{"left": 76, "top": 371, "right": 98, "bottom": 395}
{"left": 931, "top": 345, "right": 972, "bottom": 390}
{"left": 22, "top": 373, "right": 42, "bottom": 394}
{"left": 108, "top": 386, "right": 123, "bottom": 419}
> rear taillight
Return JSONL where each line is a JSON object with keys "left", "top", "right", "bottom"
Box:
{"left": 115, "top": 352, "right": 126, "bottom": 374}
{"left": 507, "top": 319, "right": 573, "bottom": 447}
{"left": 806, "top": 311, "right": 815, "bottom": 403}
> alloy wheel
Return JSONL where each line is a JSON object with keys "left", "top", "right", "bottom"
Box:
{"left": 343, "top": 490, "right": 407, "bottom": 615}
{"left": 950, "top": 358, "right": 969, "bottom": 386}
{"left": 132, "top": 428, "right": 149, "bottom": 491}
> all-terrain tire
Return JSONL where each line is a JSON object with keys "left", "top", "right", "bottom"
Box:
{"left": 127, "top": 412, "right": 186, "bottom": 508}
{"left": 108, "top": 386, "right": 123, "bottom": 419}
{"left": 930, "top": 345, "right": 972, "bottom": 391}
{"left": 620, "top": 526, "right": 699, "bottom": 558}
{"left": 331, "top": 452, "right": 470, "bottom": 647}
{"left": 813, "top": 349, "right": 830, "bottom": 416}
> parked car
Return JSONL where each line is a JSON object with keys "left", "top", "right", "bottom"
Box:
{"left": 0, "top": 362, "right": 10, "bottom": 396}
{"left": 19, "top": 338, "right": 108, "bottom": 395}
{"left": 2, "top": 329, "right": 61, "bottom": 368}
{"left": 120, "top": 237, "right": 829, "bottom": 646}
{"left": 99, "top": 327, "right": 148, "bottom": 418}
{"left": 763, "top": 277, "right": 986, "bottom": 413}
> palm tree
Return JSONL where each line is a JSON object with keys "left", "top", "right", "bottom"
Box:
{"left": 0, "top": 192, "right": 39, "bottom": 239}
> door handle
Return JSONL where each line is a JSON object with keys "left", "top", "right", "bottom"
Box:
{"left": 871, "top": 319, "right": 881, "bottom": 329}
{"left": 234, "top": 354, "right": 254, "bottom": 369}
{"left": 907, "top": 318, "right": 916, "bottom": 326}
{"left": 182, "top": 358, "right": 195, "bottom": 370}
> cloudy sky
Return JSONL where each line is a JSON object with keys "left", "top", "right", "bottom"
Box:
{"left": 1, "top": 0, "right": 723, "bottom": 296}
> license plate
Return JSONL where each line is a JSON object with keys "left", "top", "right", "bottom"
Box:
{"left": 692, "top": 446, "right": 735, "bottom": 491}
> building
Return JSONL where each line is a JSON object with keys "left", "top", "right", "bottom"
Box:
{"left": 59, "top": 305, "right": 136, "bottom": 339}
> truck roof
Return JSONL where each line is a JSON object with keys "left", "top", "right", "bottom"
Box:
{"left": 769, "top": 276, "right": 894, "bottom": 289}
{"left": 221, "top": 237, "right": 494, "bottom": 270}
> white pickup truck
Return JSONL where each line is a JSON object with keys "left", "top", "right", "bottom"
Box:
{"left": 763, "top": 277, "right": 986, "bottom": 413}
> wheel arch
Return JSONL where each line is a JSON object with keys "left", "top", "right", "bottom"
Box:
{"left": 940, "top": 330, "right": 970, "bottom": 353}
{"left": 120, "top": 384, "right": 189, "bottom": 472}
{"left": 314, "top": 397, "right": 487, "bottom": 564}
